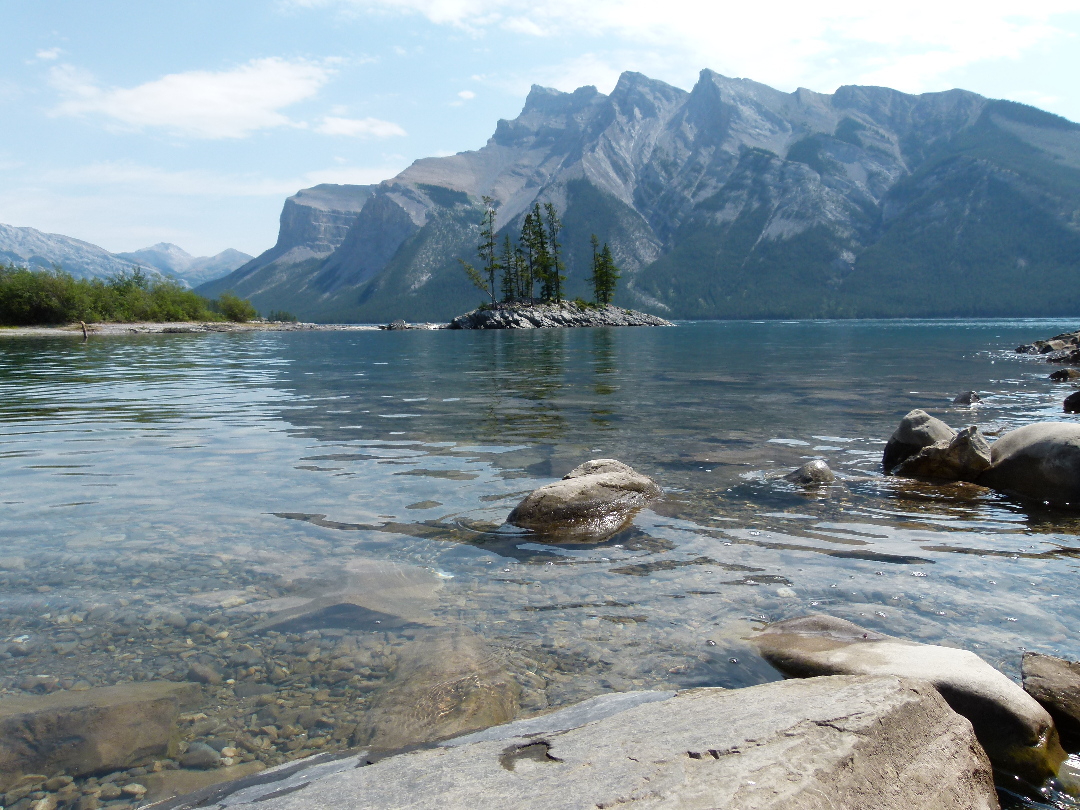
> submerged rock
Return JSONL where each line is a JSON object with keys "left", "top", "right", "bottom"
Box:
{"left": 507, "top": 459, "right": 662, "bottom": 541}
{"left": 1065, "top": 392, "right": 1080, "bottom": 413}
{"left": 783, "top": 459, "right": 835, "bottom": 485}
{"left": 892, "top": 425, "right": 991, "bottom": 482}
{"left": 882, "top": 409, "right": 956, "bottom": 472}
{"left": 1022, "top": 652, "right": 1080, "bottom": 748}
{"left": 953, "top": 391, "right": 981, "bottom": 406}
{"left": 350, "top": 630, "right": 519, "bottom": 750}
{"left": 753, "top": 615, "right": 1065, "bottom": 784}
{"left": 0, "top": 682, "right": 200, "bottom": 791}
{"left": 169, "top": 677, "right": 999, "bottom": 810}
{"left": 977, "top": 422, "right": 1080, "bottom": 507}
{"left": 447, "top": 302, "right": 671, "bottom": 329}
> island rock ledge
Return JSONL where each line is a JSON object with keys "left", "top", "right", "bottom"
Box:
{"left": 447, "top": 302, "right": 671, "bottom": 329}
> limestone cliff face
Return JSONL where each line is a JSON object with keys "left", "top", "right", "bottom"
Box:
{"left": 198, "top": 184, "right": 373, "bottom": 300}
{"left": 207, "top": 70, "right": 1080, "bottom": 322}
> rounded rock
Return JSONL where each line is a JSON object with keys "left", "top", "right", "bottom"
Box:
{"left": 978, "top": 422, "right": 1080, "bottom": 507}
{"left": 783, "top": 460, "right": 835, "bottom": 486}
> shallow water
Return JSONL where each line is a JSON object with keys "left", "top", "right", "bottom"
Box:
{"left": 2, "top": 320, "right": 1080, "bottom": 806}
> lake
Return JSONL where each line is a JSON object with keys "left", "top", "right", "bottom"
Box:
{"left": 2, "top": 319, "right": 1079, "bottom": 806}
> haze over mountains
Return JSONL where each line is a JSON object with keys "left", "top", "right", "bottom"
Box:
{"left": 0, "top": 223, "right": 250, "bottom": 287}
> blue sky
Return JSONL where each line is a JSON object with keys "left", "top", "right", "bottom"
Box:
{"left": 2, "top": 0, "right": 1079, "bottom": 257}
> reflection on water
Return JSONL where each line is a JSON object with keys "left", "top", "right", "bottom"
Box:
{"left": 2, "top": 321, "right": 1080, "bottom": 806}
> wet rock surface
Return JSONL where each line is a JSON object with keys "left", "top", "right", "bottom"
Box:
{"left": 1050, "top": 368, "right": 1080, "bottom": 381}
{"left": 1022, "top": 653, "right": 1080, "bottom": 749}
{"left": 978, "top": 422, "right": 1080, "bottom": 507}
{"left": 882, "top": 409, "right": 957, "bottom": 472}
{"left": 892, "top": 425, "right": 992, "bottom": 482}
{"left": 0, "top": 682, "right": 200, "bottom": 790}
{"left": 1064, "top": 392, "right": 1080, "bottom": 414}
{"left": 507, "top": 459, "right": 663, "bottom": 541}
{"left": 1016, "top": 330, "right": 1080, "bottom": 355}
{"left": 151, "top": 676, "right": 998, "bottom": 810}
{"left": 753, "top": 615, "right": 1066, "bottom": 785}
{"left": 783, "top": 460, "right": 835, "bottom": 486}
{"left": 953, "top": 391, "right": 982, "bottom": 406}
{"left": 447, "top": 302, "right": 672, "bottom": 330}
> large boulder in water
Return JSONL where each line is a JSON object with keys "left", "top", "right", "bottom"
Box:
{"left": 784, "top": 459, "right": 835, "bottom": 486}
{"left": 753, "top": 615, "right": 1066, "bottom": 784}
{"left": 507, "top": 459, "right": 662, "bottom": 541}
{"left": 977, "top": 422, "right": 1080, "bottom": 507}
{"left": 892, "top": 425, "right": 992, "bottom": 482}
{"left": 882, "top": 409, "right": 956, "bottom": 472}
{"left": 1023, "top": 652, "right": 1080, "bottom": 749}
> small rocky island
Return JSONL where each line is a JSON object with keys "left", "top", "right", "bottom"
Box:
{"left": 447, "top": 301, "right": 671, "bottom": 329}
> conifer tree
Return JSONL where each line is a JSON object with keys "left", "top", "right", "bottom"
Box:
{"left": 478, "top": 196, "right": 500, "bottom": 302}
{"left": 543, "top": 203, "right": 565, "bottom": 303}
{"left": 597, "top": 243, "right": 620, "bottom": 305}
{"left": 499, "top": 234, "right": 516, "bottom": 303}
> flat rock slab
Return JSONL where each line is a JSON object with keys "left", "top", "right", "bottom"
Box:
{"left": 0, "top": 682, "right": 201, "bottom": 791}
{"left": 753, "top": 615, "right": 1065, "bottom": 784}
{"left": 150, "top": 676, "right": 998, "bottom": 810}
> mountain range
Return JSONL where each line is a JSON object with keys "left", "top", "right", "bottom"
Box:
{"left": 0, "top": 223, "right": 250, "bottom": 287}
{"left": 173, "top": 71, "right": 1080, "bottom": 320}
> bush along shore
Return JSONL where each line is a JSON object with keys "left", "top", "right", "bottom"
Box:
{"left": 0, "top": 264, "right": 259, "bottom": 327}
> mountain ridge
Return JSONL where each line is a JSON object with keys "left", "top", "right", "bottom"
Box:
{"left": 201, "top": 69, "right": 1080, "bottom": 321}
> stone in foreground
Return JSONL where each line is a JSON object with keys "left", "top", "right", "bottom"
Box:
{"left": 507, "top": 459, "right": 662, "bottom": 541}
{"left": 0, "top": 682, "right": 200, "bottom": 791}
{"left": 892, "top": 425, "right": 992, "bottom": 482}
{"left": 150, "top": 677, "right": 997, "bottom": 810}
{"left": 753, "top": 615, "right": 1065, "bottom": 784}
{"left": 447, "top": 302, "right": 671, "bottom": 329}
{"left": 783, "top": 459, "right": 835, "bottom": 485}
{"left": 882, "top": 409, "right": 956, "bottom": 472}
{"left": 977, "top": 422, "right": 1080, "bottom": 507}
{"left": 1023, "top": 652, "right": 1080, "bottom": 748}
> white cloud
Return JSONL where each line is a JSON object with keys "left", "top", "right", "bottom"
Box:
{"left": 48, "top": 57, "right": 334, "bottom": 139}
{"left": 299, "top": 0, "right": 1080, "bottom": 95}
{"left": 315, "top": 115, "right": 407, "bottom": 137}
{"left": 35, "top": 47, "right": 62, "bottom": 61}
{"left": 457, "top": 89, "right": 475, "bottom": 99}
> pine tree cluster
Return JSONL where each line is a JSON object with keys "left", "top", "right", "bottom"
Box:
{"left": 459, "top": 198, "right": 619, "bottom": 308}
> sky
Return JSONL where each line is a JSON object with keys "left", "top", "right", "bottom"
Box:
{"left": 2, "top": 0, "right": 1079, "bottom": 257}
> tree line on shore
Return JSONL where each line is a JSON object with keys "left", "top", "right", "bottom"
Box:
{"left": 459, "top": 199, "right": 620, "bottom": 308}
{"left": 0, "top": 264, "right": 269, "bottom": 326}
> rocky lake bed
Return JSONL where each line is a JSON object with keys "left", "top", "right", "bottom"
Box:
{"left": 4, "top": 319, "right": 1080, "bottom": 808}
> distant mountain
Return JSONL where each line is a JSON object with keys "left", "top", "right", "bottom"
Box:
{"left": 0, "top": 223, "right": 165, "bottom": 282}
{"left": 199, "top": 184, "right": 374, "bottom": 302}
{"left": 203, "top": 69, "right": 1080, "bottom": 322}
{"left": 118, "top": 243, "right": 251, "bottom": 286}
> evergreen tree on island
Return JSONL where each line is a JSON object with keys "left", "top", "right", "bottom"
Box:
{"left": 459, "top": 200, "right": 617, "bottom": 308}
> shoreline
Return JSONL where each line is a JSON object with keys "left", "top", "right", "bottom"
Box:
{"left": 0, "top": 321, "right": 444, "bottom": 337}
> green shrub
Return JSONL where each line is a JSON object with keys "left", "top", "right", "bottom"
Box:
{"left": 0, "top": 263, "right": 259, "bottom": 326}
{"left": 212, "top": 292, "right": 259, "bottom": 322}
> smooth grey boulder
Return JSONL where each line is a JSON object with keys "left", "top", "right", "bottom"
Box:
{"left": 1023, "top": 652, "right": 1080, "bottom": 748}
{"left": 977, "top": 422, "right": 1080, "bottom": 507}
{"left": 892, "top": 425, "right": 992, "bottom": 482}
{"left": 882, "top": 409, "right": 956, "bottom": 472}
{"left": 0, "top": 682, "right": 200, "bottom": 791}
{"left": 150, "top": 677, "right": 998, "bottom": 810}
{"left": 507, "top": 459, "right": 662, "bottom": 541}
{"left": 753, "top": 615, "right": 1065, "bottom": 784}
{"left": 953, "top": 391, "right": 982, "bottom": 406}
{"left": 783, "top": 459, "right": 835, "bottom": 485}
